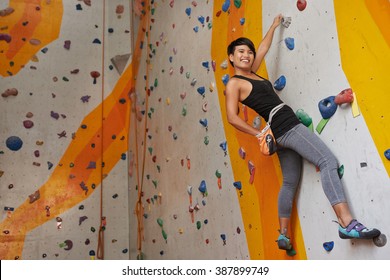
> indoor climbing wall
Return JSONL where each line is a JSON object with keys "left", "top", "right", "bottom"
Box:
{"left": 0, "top": 0, "right": 133, "bottom": 259}
{"left": 128, "top": 0, "right": 390, "bottom": 260}
{"left": 1, "top": 0, "right": 389, "bottom": 261}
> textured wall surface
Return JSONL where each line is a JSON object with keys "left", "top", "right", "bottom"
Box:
{"left": 0, "top": 0, "right": 389, "bottom": 260}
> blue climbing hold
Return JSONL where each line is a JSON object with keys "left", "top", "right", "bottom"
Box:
{"left": 222, "top": 74, "right": 229, "bottom": 86}
{"left": 202, "top": 61, "right": 209, "bottom": 69}
{"left": 240, "top": 18, "right": 245, "bottom": 25}
{"left": 198, "top": 180, "right": 207, "bottom": 195}
{"left": 193, "top": 26, "right": 199, "bottom": 33}
{"left": 222, "top": 0, "right": 230, "bottom": 12}
{"left": 185, "top": 7, "right": 191, "bottom": 17}
{"left": 274, "top": 75, "right": 286, "bottom": 90}
{"left": 198, "top": 16, "right": 205, "bottom": 25}
{"left": 6, "top": 136, "right": 23, "bottom": 151}
{"left": 384, "top": 149, "right": 390, "bottom": 160}
{"left": 199, "top": 118, "right": 208, "bottom": 128}
{"left": 323, "top": 241, "right": 334, "bottom": 252}
{"left": 219, "top": 141, "right": 227, "bottom": 152}
{"left": 318, "top": 96, "right": 337, "bottom": 119}
{"left": 197, "top": 86, "right": 205, "bottom": 96}
{"left": 233, "top": 181, "right": 242, "bottom": 190}
{"left": 284, "top": 37, "right": 295, "bottom": 50}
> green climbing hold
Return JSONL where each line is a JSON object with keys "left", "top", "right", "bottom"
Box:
{"left": 204, "top": 136, "right": 209, "bottom": 145}
{"left": 234, "top": 0, "right": 242, "bottom": 8}
{"left": 315, "top": 118, "right": 330, "bottom": 134}
{"left": 152, "top": 180, "right": 158, "bottom": 188}
{"left": 154, "top": 78, "right": 158, "bottom": 87}
{"left": 196, "top": 221, "right": 201, "bottom": 230}
{"left": 182, "top": 104, "right": 187, "bottom": 116}
{"left": 157, "top": 218, "right": 163, "bottom": 227}
{"left": 148, "top": 147, "right": 153, "bottom": 155}
{"left": 338, "top": 165, "right": 344, "bottom": 179}
{"left": 162, "top": 229, "right": 168, "bottom": 240}
{"left": 215, "top": 170, "right": 222, "bottom": 178}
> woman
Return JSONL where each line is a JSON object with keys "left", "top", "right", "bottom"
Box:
{"left": 225, "top": 14, "right": 380, "bottom": 256}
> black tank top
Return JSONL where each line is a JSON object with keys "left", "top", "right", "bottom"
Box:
{"left": 233, "top": 74, "right": 300, "bottom": 139}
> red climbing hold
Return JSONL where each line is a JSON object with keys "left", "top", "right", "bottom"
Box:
{"left": 297, "top": 0, "right": 307, "bottom": 11}
{"left": 335, "top": 88, "right": 354, "bottom": 105}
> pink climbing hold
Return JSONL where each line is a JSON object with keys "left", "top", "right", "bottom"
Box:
{"left": 335, "top": 88, "right": 354, "bottom": 105}
{"left": 1, "top": 88, "right": 18, "bottom": 97}
{"left": 297, "top": 0, "right": 307, "bottom": 11}
{"left": 23, "top": 120, "right": 34, "bottom": 129}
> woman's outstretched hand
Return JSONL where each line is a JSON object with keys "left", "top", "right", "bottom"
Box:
{"left": 272, "top": 14, "right": 283, "bottom": 28}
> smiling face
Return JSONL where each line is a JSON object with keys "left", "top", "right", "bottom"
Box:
{"left": 229, "top": 45, "right": 255, "bottom": 70}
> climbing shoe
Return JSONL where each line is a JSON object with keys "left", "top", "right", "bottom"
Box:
{"left": 338, "top": 219, "right": 381, "bottom": 239}
{"left": 277, "top": 234, "right": 296, "bottom": 256}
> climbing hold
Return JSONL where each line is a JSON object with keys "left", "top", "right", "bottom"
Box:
{"left": 116, "top": 5, "right": 124, "bottom": 15}
{"left": 318, "top": 96, "right": 337, "bottom": 119}
{"left": 0, "top": 33, "right": 11, "bottom": 43}
{"left": 315, "top": 118, "right": 330, "bottom": 134}
{"left": 29, "top": 190, "right": 40, "bottom": 203}
{"left": 334, "top": 88, "right": 354, "bottom": 105}
{"left": 248, "top": 160, "right": 255, "bottom": 184}
{"left": 87, "top": 161, "right": 96, "bottom": 169}
{"left": 384, "top": 149, "right": 390, "bottom": 160}
{"left": 64, "top": 40, "right": 71, "bottom": 50}
{"left": 198, "top": 16, "right": 205, "bottom": 25}
{"left": 199, "top": 118, "right": 208, "bottom": 130}
{"left": 234, "top": 0, "right": 242, "bottom": 8}
{"left": 92, "top": 38, "right": 101, "bottom": 44}
{"left": 239, "top": 147, "right": 246, "bottom": 159}
{"left": 29, "top": 38, "right": 41, "bottom": 46}
{"left": 216, "top": 170, "right": 222, "bottom": 189}
{"left": 252, "top": 116, "right": 261, "bottom": 129}
{"left": 274, "top": 75, "right": 286, "bottom": 91}
{"left": 297, "top": 0, "right": 307, "bottom": 11}
{"left": 284, "top": 37, "right": 295, "bottom": 50}
{"left": 202, "top": 61, "right": 209, "bottom": 70}
{"left": 6, "top": 136, "right": 23, "bottom": 151}
{"left": 220, "top": 234, "right": 227, "bottom": 245}
{"left": 202, "top": 102, "right": 208, "bottom": 112}
{"left": 222, "top": 74, "right": 229, "bottom": 86}
{"left": 157, "top": 218, "right": 163, "bottom": 227}
{"left": 193, "top": 26, "right": 199, "bottom": 33}
{"left": 240, "top": 18, "right": 245, "bottom": 25}
{"left": 197, "top": 86, "right": 205, "bottom": 97}
{"left": 162, "top": 229, "right": 168, "bottom": 240}
{"left": 222, "top": 0, "right": 230, "bottom": 12}
{"left": 63, "top": 240, "right": 73, "bottom": 251}
{"left": 0, "top": 7, "right": 14, "bottom": 17}
{"left": 282, "top": 17, "right": 292, "bottom": 28}
{"left": 185, "top": 7, "right": 191, "bottom": 17}
{"left": 204, "top": 136, "right": 209, "bottom": 145}
{"left": 90, "top": 71, "right": 100, "bottom": 84}
{"left": 89, "top": 250, "right": 96, "bottom": 260}
{"left": 323, "top": 241, "right": 334, "bottom": 252}
{"left": 23, "top": 120, "right": 34, "bottom": 129}
{"left": 1, "top": 88, "right": 18, "bottom": 97}
{"left": 233, "top": 181, "right": 242, "bottom": 190}
{"left": 47, "top": 161, "right": 53, "bottom": 170}
{"left": 220, "top": 141, "right": 227, "bottom": 156}
{"left": 198, "top": 180, "right": 208, "bottom": 196}
{"left": 79, "top": 216, "right": 88, "bottom": 225}
{"left": 196, "top": 221, "right": 201, "bottom": 230}
{"left": 296, "top": 109, "right": 312, "bottom": 128}
{"left": 337, "top": 165, "right": 344, "bottom": 179}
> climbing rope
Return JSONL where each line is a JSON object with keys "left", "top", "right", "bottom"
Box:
{"left": 133, "top": 0, "right": 152, "bottom": 259}
{"left": 96, "top": 0, "right": 107, "bottom": 260}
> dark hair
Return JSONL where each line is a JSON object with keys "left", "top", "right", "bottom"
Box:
{"left": 227, "top": 37, "right": 256, "bottom": 67}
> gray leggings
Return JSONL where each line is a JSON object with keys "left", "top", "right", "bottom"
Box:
{"left": 276, "top": 123, "right": 347, "bottom": 218}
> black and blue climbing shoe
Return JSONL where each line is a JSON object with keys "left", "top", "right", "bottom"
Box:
{"left": 338, "top": 219, "right": 381, "bottom": 239}
{"left": 277, "top": 233, "right": 296, "bottom": 256}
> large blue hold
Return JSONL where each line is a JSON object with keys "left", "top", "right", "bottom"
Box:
{"left": 384, "top": 149, "right": 390, "bottom": 160}
{"left": 274, "top": 75, "right": 286, "bottom": 90}
{"left": 222, "top": 0, "right": 230, "bottom": 12}
{"left": 6, "top": 136, "right": 23, "bottom": 151}
{"left": 284, "top": 37, "right": 295, "bottom": 50}
{"left": 318, "top": 96, "right": 337, "bottom": 119}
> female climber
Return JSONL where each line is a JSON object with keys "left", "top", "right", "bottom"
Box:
{"left": 225, "top": 14, "right": 381, "bottom": 256}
